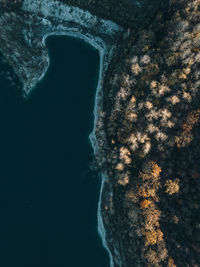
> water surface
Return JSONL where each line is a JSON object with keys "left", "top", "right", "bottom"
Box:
{"left": 0, "top": 35, "right": 109, "bottom": 267}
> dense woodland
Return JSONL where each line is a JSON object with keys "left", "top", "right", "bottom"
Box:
{"left": 96, "top": 0, "right": 200, "bottom": 266}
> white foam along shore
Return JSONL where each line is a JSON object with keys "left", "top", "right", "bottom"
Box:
{"left": 22, "top": 0, "right": 122, "bottom": 266}
{"left": 22, "top": 0, "right": 122, "bottom": 150}
{"left": 40, "top": 31, "right": 115, "bottom": 267}
{"left": 98, "top": 174, "right": 115, "bottom": 267}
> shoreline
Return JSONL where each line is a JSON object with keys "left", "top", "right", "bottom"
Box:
{"left": 38, "top": 31, "right": 116, "bottom": 266}
{"left": 0, "top": 2, "right": 124, "bottom": 265}
{"left": 24, "top": 26, "right": 116, "bottom": 267}
{"left": 41, "top": 31, "right": 115, "bottom": 267}
{"left": 97, "top": 174, "right": 114, "bottom": 267}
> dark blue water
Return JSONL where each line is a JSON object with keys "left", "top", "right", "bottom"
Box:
{"left": 0, "top": 36, "right": 109, "bottom": 267}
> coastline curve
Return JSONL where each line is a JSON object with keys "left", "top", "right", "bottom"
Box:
{"left": 0, "top": 1, "right": 124, "bottom": 266}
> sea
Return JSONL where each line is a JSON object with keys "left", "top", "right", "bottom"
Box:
{"left": 0, "top": 35, "right": 110, "bottom": 267}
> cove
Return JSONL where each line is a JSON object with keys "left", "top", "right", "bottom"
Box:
{"left": 0, "top": 36, "right": 110, "bottom": 267}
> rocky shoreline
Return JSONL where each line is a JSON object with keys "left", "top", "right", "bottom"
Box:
{"left": 0, "top": 0, "right": 200, "bottom": 266}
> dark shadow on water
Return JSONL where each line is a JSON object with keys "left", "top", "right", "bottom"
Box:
{"left": 0, "top": 36, "right": 109, "bottom": 267}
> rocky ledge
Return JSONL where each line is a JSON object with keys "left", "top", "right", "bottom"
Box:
{"left": 0, "top": 0, "right": 200, "bottom": 266}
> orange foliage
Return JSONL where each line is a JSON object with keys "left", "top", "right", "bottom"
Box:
{"left": 168, "top": 257, "right": 176, "bottom": 267}
{"left": 175, "top": 109, "right": 200, "bottom": 148}
{"left": 139, "top": 172, "right": 151, "bottom": 181}
{"left": 138, "top": 188, "right": 156, "bottom": 198}
{"left": 138, "top": 188, "right": 149, "bottom": 198}
{"left": 140, "top": 199, "right": 152, "bottom": 208}
{"left": 143, "top": 229, "right": 164, "bottom": 246}
{"left": 139, "top": 161, "right": 162, "bottom": 181}
{"left": 151, "top": 161, "right": 162, "bottom": 177}
{"left": 137, "top": 161, "right": 164, "bottom": 252}
{"left": 184, "top": 109, "right": 200, "bottom": 129}
{"left": 143, "top": 208, "right": 161, "bottom": 229}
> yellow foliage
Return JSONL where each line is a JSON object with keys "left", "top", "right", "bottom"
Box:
{"left": 165, "top": 179, "right": 180, "bottom": 195}
{"left": 150, "top": 80, "right": 157, "bottom": 89}
{"left": 183, "top": 67, "right": 191, "bottom": 75}
{"left": 131, "top": 63, "right": 141, "bottom": 75}
{"left": 130, "top": 95, "right": 136, "bottom": 103}
{"left": 179, "top": 72, "right": 187, "bottom": 80}
{"left": 144, "top": 208, "right": 161, "bottom": 229}
{"left": 115, "top": 163, "right": 124, "bottom": 171}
